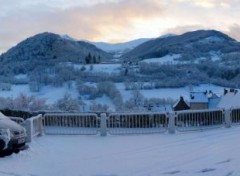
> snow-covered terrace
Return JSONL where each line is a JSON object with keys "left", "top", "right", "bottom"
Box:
{"left": 1, "top": 127, "right": 240, "bottom": 176}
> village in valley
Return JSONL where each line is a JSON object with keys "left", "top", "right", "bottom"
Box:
{"left": 1, "top": 1, "right": 240, "bottom": 175}
{"left": 148, "top": 88, "right": 240, "bottom": 112}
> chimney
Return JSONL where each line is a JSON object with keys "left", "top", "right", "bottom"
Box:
{"left": 234, "top": 90, "right": 238, "bottom": 95}
{"left": 224, "top": 88, "right": 228, "bottom": 95}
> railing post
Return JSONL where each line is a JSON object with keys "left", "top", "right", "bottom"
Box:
{"left": 224, "top": 109, "right": 231, "bottom": 128}
{"left": 25, "top": 119, "right": 33, "bottom": 142}
{"left": 168, "top": 112, "right": 176, "bottom": 134}
{"left": 39, "top": 115, "right": 44, "bottom": 136}
{"left": 100, "top": 113, "right": 107, "bottom": 136}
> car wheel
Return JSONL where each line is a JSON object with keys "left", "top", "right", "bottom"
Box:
{"left": 4, "top": 150, "right": 13, "bottom": 156}
{"left": 0, "top": 139, "right": 5, "bottom": 151}
{"left": 14, "top": 149, "right": 20, "bottom": 154}
{"left": 0, "top": 150, "right": 13, "bottom": 157}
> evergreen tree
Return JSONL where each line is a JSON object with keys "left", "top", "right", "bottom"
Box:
{"left": 85, "top": 53, "right": 92, "bottom": 64}
{"left": 93, "top": 55, "right": 96, "bottom": 64}
{"left": 97, "top": 56, "right": 101, "bottom": 64}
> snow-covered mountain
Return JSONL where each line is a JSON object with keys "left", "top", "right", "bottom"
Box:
{"left": 90, "top": 38, "right": 152, "bottom": 54}
{"left": 89, "top": 34, "right": 176, "bottom": 56}
{"left": 0, "top": 32, "right": 112, "bottom": 63}
{"left": 60, "top": 34, "right": 77, "bottom": 41}
{"left": 123, "top": 30, "right": 240, "bottom": 61}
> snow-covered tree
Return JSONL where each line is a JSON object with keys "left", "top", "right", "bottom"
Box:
{"left": 54, "top": 93, "right": 80, "bottom": 112}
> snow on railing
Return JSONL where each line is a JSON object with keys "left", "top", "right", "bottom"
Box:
{"left": 35, "top": 108, "right": 240, "bottom": 137}
{"left": 230, "top": 108, "right": 240, "bottom": 125}
{"left": 25, "top": 114, "right": 43, "bottom": 142}
{"left": 106, "top": 112, "right": 168, "bottom": 135}
{"left": 175, "top": 109, "right": 224, "bottom": 132}
{"left": 43, "top": 113, "right": 100, "bottom": 135}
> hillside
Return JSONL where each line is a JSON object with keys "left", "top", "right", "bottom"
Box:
{"left": 0, "top": 30, "right": 240, "bottom": 112}
{"left": 0, "top": 32, "right": 112, "bottom": 64}
{"left": 89, "top": 34, "right": 175, "bottom": 57}
{"left": 123, "top": 30, "right": 240, "bottom": 61}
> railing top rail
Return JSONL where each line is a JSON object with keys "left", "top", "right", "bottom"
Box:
{"left": 230, "top": 107, "right": 240, "bottom": 111}
{"left": 44, "top": 113, "right": 98, "bottom": 117}
{"left": 176, "top": 108, "right": 223, "bottom": 115}
{"left": 109, "top": 112, "right": 167, "bottom": 116}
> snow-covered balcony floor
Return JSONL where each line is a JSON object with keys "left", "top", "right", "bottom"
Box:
{"left": 1, "top": 127, "right": 240, "bottom": 176}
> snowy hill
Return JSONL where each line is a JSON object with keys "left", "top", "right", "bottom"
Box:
{"left": 0, "top": 32, "right": 112, "bottom": 63}
{"left": 91, "top": 38, "right": 151, "bottom": 52}
{"left": 89, "top": 34, "right": 175, "bottom": 56}
{"left": 89, "top": 38, "right": 152, "bottom": 57}
{"left": 0, "top": 30, "right": 239, "bottom": 112}
{"left": 123, "top": 30, "right": 240, "bottom": 61}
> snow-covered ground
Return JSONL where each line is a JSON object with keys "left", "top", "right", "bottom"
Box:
{"left": 0, "top": 83, "right": 225, "bottom": 110}
{"left": 1, "top": 127, "right": 240, "bottom": 176}
{"left": 141, "top": 54, "right": 182, "bottom": 65}
{"left": 73, "top": 64, "right": 122, "bottom": 74}
{"left": 0, "top": 84, "right": 79, "bottom": 104}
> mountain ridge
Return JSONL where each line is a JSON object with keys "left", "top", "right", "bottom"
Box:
{"left": 0, "top": 32, "right": 112, "bottom": 63}
{"left": 122, "top": 29, "right": 240, "bottom": 61}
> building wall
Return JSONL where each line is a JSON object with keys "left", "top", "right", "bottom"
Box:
{"left": 190, "top": 103, "right": 208, "bottom": 110}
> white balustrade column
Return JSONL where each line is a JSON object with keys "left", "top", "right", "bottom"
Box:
{"left": 168, "top": 112, "right": 176, "bottom": 134}
{"left": 224, "top": 109, "right": 231, "bottom": 128}
{"left": 100, "top": 113, "right": 107, "bottom": 136}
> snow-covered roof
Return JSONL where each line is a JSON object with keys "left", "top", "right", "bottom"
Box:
{"left": 189, "top": 92, "right": 208, "bottom": 103}
{"left": 173, "top": 96, "right": 190, "bottom": 111}
{"left": 217, "top": 92, "right": 240, "bottom": 109}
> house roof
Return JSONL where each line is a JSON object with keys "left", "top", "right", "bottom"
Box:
{"left": 217, "top": 92, "right": 240, "bottom": 109}
{"left": 189, "top": 92, "right": 208, "bottom": 103}
{"left": 173, "top": 96, "right": 190, "bottom": 111}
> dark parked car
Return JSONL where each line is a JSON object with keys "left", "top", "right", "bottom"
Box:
{"left": 0, "top": 112, "right": 28, "bottom": 156}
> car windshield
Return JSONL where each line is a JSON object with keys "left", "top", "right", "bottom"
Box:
{"left": 0, "top": 112, "right": 8, "bottom": 120}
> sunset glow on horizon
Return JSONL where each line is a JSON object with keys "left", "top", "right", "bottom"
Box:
{"left": 0, "top": 0, "right": 240, "bottom": 53}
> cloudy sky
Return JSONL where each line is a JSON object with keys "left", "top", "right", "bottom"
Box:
{"left": 0, "top": 0, "right": 240, "bottom": 54}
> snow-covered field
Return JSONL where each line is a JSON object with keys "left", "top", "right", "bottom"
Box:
{"left": 1, "top": 127, "right": 240, "bottom": 176}
{"left": 0, "top": 83, "right": 225, "bottom": 111}
{"left": 141, "top": 54, "right": 182, "bottom": 64}
{"left": 73, "top": 64, "right": 122, "bottom": 73}
{"left": 0, "top": 84, "right": 79, "bottom": 104}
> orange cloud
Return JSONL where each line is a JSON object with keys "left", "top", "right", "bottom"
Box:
{"left": 0, "top": 0, "right": 239, "bottom": 54}
{"left": 0, "top": 0, "right": 165, "bottom": 53}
